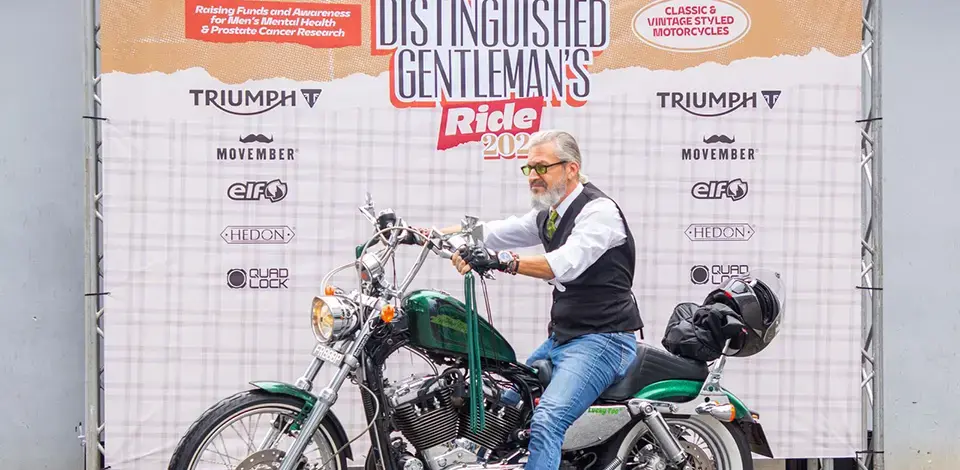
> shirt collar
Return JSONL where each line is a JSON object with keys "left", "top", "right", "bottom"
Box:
{"left": 554, "top": 183, "right": 584, "bottom": 219}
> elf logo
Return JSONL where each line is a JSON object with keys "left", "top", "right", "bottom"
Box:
{"left": 227, "top": 179, "right": 288, "bottom": 203}
{"left": 691, "top": 179, "right": 748, "bottom": 201}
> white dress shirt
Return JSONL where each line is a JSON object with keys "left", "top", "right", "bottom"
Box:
{"left": 480, "top": 183, "right": 628, "bottom": 290}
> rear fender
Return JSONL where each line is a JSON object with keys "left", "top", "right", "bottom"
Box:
{"left": 250, "top": 381, "right": 354, "bottom": 460}
{"left": 633, "top": 379, "right": 773, "bottom": 458}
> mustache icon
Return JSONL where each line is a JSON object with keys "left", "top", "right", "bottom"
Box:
{"left": 703, "top": 134, "right": 735, "bottom": 144}
{"left": 240, "top": 133, "right": 274, "bottom": 143}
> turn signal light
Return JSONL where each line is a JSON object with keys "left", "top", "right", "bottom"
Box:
{"left": 324, "top": 285, "right": 335, "bottom": 295}
{"left": 694, "top": 401, "right": 736, "bottom": 422}
{"left": 381, "top": 304, "right": 396, "bottom": 323}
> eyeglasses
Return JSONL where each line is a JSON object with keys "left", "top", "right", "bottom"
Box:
{"left": 521, "top": 161, "right": 565, "bottom": 176}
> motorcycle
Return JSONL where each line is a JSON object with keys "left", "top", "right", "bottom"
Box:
{"left": 167, "top": 194, "right": 778, "bottom": 470}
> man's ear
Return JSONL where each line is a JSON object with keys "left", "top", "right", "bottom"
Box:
{"left": 568, "top": 162, "right": 580, "bottom": 182}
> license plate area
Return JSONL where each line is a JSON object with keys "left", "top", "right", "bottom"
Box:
{"left": 311, "top": 343, "right": 345, "bottom": 365}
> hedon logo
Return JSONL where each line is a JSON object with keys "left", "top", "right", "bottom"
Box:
{"left": 691, "top": 179, "right": 748, "bottom": 201}
{"left": 657, "top": 90, "right": 780, "bottom": 117}
{"left": 691, "top": 264, "right": 750, "bottom": 285}
{"left": 189, "top": 89, "right": 323, "bottom": 116}
{"left": 227, "top": 179, "right": 288, "bottom": 203}
{"left": 227, "top": 268, "right": 289, "bottom": 289}
{"left": 686, "top": 223, "right": 755, "bottom": 242}
{"left": 221, "top": 226, "right": 296, "bottom": 245}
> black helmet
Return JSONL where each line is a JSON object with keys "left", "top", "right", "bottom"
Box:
{"left": 703, "top": 268, "right": 786, "bottom": 357}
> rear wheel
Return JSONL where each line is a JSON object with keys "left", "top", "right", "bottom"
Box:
{"left": 167, "top": 389, "right": 347, "bottom": 470}
{"left": 616, "top": 415, "right": 753, "bottom": 470}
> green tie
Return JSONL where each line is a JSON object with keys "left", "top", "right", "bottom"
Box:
{"left": 546, "top": 209, "right": 559, "bottom": 239}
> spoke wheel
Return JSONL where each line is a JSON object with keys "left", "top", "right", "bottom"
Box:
{"left": 619, "top": 416, "right": 753, "bottom": 470}
{"left": 168, "top": 390, "right": 347, "bottom": 470}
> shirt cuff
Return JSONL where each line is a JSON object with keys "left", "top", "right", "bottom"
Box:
{"left": 543, "top": 249, "right": 574, "bottom": 283}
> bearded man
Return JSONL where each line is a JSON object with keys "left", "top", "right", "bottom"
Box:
{"left": 430, "top": 129, "right": 645, "bottom": 470}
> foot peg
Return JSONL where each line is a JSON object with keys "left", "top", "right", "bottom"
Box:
{"left": 627, "top": 400, "right": 688, "bottom": 468}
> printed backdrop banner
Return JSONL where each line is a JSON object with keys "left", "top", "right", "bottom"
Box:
{"left": 100, "top": 0, "right": 863, "bottom": 467}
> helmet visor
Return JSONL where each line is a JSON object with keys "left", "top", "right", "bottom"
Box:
{"left": 748, "top": 268, "right": 786, "bottom": 319}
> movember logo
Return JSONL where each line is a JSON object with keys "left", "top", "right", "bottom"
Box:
{"left": 217, "top": 133, "right": 296, "bottom": 162}
{"left": 703, "top": 134, "right": 735, "bottom": 144}
{"left": 682, "top": 133, "right": 755, "bottom": 162}
{"left": 239, "top": 133, "right": 274, "bottom": 143}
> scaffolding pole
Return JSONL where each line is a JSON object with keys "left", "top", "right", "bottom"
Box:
{"left": 82, "top": 0, "right": 104, "bottom": 466}
{"left": 857, "top": 0, "right": 883, "bottom": 468}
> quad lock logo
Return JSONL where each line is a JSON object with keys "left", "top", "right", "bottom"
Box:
{"left": 691, "top": 178, "right": 748, "bottom": 201}
{"left": 227, "top": 268, "right": 289, "bottom": 289}
{"left": 190, "top": 88, "right": 323, "bottom": 116}
{"left": 227, "top": 179, "right": 288, "bottom": 203}
{"left": 691, "top": 264, "right": 750, "bottom": 285}
{"left": 658, "top": 90, "right": 781, "bottom": 117}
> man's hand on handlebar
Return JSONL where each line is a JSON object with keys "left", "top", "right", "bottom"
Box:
{"left": 452, "top": 245, "right": 519, "bottom": 276}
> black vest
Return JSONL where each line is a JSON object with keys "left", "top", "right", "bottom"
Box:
{"left": 536, "top": 183, "right": 644, "bottom": 344}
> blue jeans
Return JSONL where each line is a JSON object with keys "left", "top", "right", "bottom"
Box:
{"left": 500, "top": 332, "right": 638, "bottom": 470}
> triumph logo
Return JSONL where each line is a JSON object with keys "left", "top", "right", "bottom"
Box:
{"left": 227, "top": 179, "right": 288, "bottom": 203}
{"left": 227, "top": 268, "right": 289, "bottom": 289}
{"left": 189, "top": 88, "right": 323, "bottom": 116}
{"left": 691, "top": 179, "right": 748, "bottom": 201}
{"left": 657, "top": 90, "right": 781, "bottom": 117}
{"left": 221, "top": 226, "right": 296, "bottom": 245}
{"left": 691, "top": 264, "right": 750, "bottom": 285}
{"left": 685, "top": 223, "right": 755, "bottom": 242}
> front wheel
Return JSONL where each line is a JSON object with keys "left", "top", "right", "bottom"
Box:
{"left": 616, "top": 415, "right": 753, "bottom": 470}
{"left": 167, "top": 389, "right": 348, "bottom": 470}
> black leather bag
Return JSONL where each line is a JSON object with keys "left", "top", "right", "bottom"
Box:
{"left": 661, "top": 302, "right": 746, "bottom": 362}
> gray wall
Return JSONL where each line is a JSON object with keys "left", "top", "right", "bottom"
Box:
{"left": 0, "top": 0, "right": 86, "bottom": 468}
{"left": 0, "top": 0, "right": 955, "bottom": 468}
{"left": 881, "top": 1, "right": 960, "bottom": 469}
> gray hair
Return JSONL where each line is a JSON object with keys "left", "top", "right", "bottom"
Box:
{"left": 528, "top": 130, "right": 589, "bottom": 184}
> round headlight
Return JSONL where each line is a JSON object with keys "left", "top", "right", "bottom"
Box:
{"left": 311, "top": 296, "right": 358, "bottom": 342}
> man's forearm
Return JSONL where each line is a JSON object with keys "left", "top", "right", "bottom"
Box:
{"left": 437, "top": 225, "right": 462, "bottom": 235}
{"left": 515, "top": 255, "right": 556, "bottom": 280}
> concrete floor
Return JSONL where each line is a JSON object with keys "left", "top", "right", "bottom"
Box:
{"left": 755, "top": 459, "right": 786, "bottom": 470}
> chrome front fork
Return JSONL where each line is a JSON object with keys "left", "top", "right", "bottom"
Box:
{"left": 278, "top": 319, "right": 377, "bottom": 470}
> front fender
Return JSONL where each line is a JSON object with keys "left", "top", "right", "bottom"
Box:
{"left": 250, "top": 381, "right": 354, "bottom": 461}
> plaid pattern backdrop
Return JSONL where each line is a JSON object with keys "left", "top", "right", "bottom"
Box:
{"left": 100, "top": 51, "right": 862, "bottom": 468}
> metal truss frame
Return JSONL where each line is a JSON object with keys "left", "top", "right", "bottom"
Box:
{"left": 78, "top": 0, "right": 885, "bottom": 468}
{"left": 857, "top": 0, "right": 883, "bottom": 469}
{"left": 82, "top": 0, "right": 105, "bottom": 467}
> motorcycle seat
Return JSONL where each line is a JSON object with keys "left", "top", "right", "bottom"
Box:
{"left": 529, "top": 341, "right": 710, "bottom": 403}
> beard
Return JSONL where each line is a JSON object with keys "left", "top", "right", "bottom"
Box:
{"left": 530, "top": 179, "right": 567, "bottom": 211}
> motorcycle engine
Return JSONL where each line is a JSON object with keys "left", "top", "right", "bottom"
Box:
{"left": 384, "top": 369, "right": 524, "bottom": 470}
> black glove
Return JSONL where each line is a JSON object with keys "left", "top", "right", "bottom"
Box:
{"left": 457, "top": 244, "right": 516, "bottom": 274}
